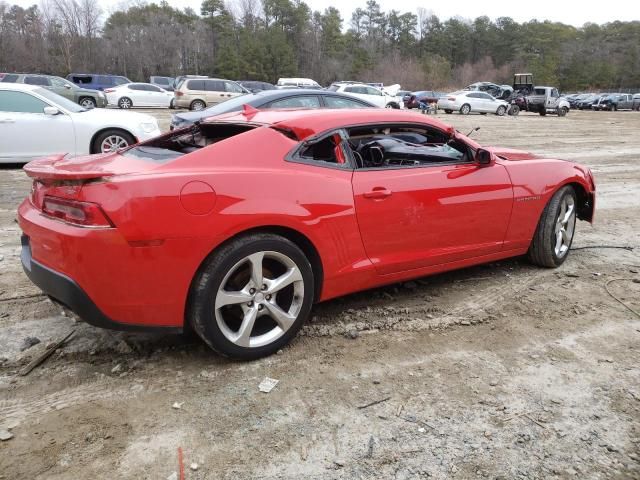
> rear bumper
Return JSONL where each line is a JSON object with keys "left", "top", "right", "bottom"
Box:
{"left": 21, "top": 235, "right": 182, "bottom": 333}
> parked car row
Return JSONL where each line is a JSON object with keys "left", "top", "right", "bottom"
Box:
{"left": 567, "top": 92, "right": 640, "bottom": 111}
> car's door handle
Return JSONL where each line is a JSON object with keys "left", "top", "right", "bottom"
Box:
{"left": 363, "top": 187, "right": 392, "bottom": 199}
{"left": 0, "top": 118, "right": 15, "bottom": 123}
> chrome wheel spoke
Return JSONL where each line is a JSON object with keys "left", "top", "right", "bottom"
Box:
{"left": 216, "top": 289, "right": 252, "bottom": 307}
{"left": 247, "top": 252, "right": 264, "bottom": 288}
{"left": 267, "top": 267, "right": 302, "bottom": 294}
{"left": 264, "top": 302, "right": 296, "bottom": 330}
{"left": 233, "top": 307, "right": 258, "bottom": 347}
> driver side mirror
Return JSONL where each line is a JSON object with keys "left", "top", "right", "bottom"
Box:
{"left": 43, "top": 106, "right": 61, "bottom": 116}
{"left": 475, "top": 148, "right": 494, "bottom": 166}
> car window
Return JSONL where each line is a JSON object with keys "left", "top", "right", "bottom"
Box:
{"left": 71, "top": 75, "right": 92, "bottom": 85}
{"left": 147, "top": 85, "right": 163, "bottom": 92}
{"left": 551, "top": 89, "right": 559, "bottom": 98}
{"left": 224, "top": 81, "right": 244, "bottom": 93}
{"left": 268, "top": 96, "right": 321, "bottom": 108}
{"left": 50, "top": 77, "right": 72, "bottom": 88}
{"left": 25, "top": 76, "right": 50, "bottom": 86}
{"left": 0, "top": 90, "right": 48, "bottom": 113}
{"left": 130, "top": 84, "right": 146, "bottom": 91}
{"left": 467, "top": 92, "right": 480, "bottom": 98}
{"left": 324, "top": 96, "right": 369, "bottom": 108}
{"left": 1, "top": 74, "right": 19, "bottom": 83}
{"left": 346, "top": 124, "right": 470, "bottom": 169}
{"left": 205, "top": 80, "right": 225, "bottom": 92}
{"left": 114, "top": 77, "right": 129, "bottom": 86}
{"left": 365, "top": 87, "right": 383, "bottom": 96}
{"left": 480, "top": 93, "right": 494, "bottom": 100}
{"left": 186, "top": 80, "right": 205, "bottom": 91}
{"left": 297, "top": 133, "right": 346, "bottom": 167}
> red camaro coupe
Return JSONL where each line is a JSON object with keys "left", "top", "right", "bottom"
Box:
{"left": 18, "top": 108, "right": 595, "bottom": 359}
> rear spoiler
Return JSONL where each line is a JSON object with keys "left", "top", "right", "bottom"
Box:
{"left": 23, "top": 154, "right": 116, "bottom": 181}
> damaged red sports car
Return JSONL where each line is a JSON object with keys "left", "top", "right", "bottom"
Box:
{"left": 18, "top": 109, "right": 595, "bottom": 359}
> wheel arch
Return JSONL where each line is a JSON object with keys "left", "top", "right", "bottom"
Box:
{"left": 187, "top": 225, "right": 324, "bottom": 310}
{"left": 565, "top": 181, "right": 594, "bottom": 222}
{"left": 89, "top": 127, "right": 138, "bottom": 154}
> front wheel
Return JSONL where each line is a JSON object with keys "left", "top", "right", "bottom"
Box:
{"left": 189, "top": 233, "right": 314, "bottom": 360}
{"left": 528, "top": 186, "right": 577, "bottom": 268}
{"left": 509, "top": 105, "right": 520, "bottom": 116}
{"left": 460, "top": 104, "right": 471, "bottom": 115}
{"left": 558, "top": 106, "right": 568, "bottom": 117}
{"left": 496, "top": 105, "right": 507, "bottom": 116}
{"left": 79, "top": 97, "right": 96, "bottom": 109}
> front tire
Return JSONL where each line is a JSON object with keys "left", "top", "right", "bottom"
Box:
{"left": 527, "top": 186, "right": 577, "bottom": 268}
{"left": 79, "top": 97, "right": 96, "bottom": 109}
{"left": 460, "top": 104, "right": 471, "bottom": 115}
{"left": 496, "top": 105, "right": 507, "bottom": 116}
{"left": 189, "top": 233, "right": 314, "bottom": 360}
{"left": 558, "top": 106, "right": 568, "bottom": 117}
{"left": 118, "top": 97, "right": 132, "bottom": 109}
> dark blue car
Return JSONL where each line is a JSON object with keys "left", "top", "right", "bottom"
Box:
{"left": 66, "top": 73, "right": 131, "bottom": 91}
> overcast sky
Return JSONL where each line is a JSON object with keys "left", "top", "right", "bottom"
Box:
{"left": 9, "top": 0, "right": 640, "bottom": 27}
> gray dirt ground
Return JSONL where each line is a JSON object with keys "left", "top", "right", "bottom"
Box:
{"left": 0, "top": 109, "right": 639, "bottom": 480}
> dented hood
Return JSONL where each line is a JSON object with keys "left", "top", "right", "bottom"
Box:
{"left": 485, "top": 147, "right": 539, "bottom": 161}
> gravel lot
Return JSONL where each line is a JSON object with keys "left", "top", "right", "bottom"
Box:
{"left": 1, "top": 109, "right": 639, "bottom": 480}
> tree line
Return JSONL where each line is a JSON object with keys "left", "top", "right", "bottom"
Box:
{"left": 1, "top": 0, "right": 639, "bottom": 91}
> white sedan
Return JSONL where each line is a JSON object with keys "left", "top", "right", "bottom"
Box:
{"left": 105, "top": 82, "right": 174, "bottom": 109}
{"left": 437, "top": 91, "right": 509, "bottom": 115}
{"left": 328, "top": 82, "right": 402, "bottom": 109}
{"left": 0, "top": 84, "right": 161, "bottom": 163}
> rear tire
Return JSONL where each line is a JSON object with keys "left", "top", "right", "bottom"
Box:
{"left": 509, "top": 105, "right": 520, "bottom": 116}
{"left": 188, "top": 233, "right": 314, "bottom": 360}
{"left": 92, "top": 129, "right": 135, "bottom": 154}
{"left": 190, "top": 99, "right": 206, "bottom": 111}
{"left": 527, "top": 186, "right": 577, "bottom": 268}
{"left": 118, "top": 97, "right": 132, "bottom": 109}
{"left": 460, "top": 104, "right": 471, "bottom": 115}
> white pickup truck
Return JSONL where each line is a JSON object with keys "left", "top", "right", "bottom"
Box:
{"left": 525, "top": 86, "right": 571, "bottom": 116}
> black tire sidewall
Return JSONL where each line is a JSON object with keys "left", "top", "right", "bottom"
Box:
{"left": 190, "top": 235, "right": 314, "bottom": 360}
{"left": 191, "top": 100, "right": 205, "bottom": 111}
{"left": 547, "top": 187, "right": 577, "bottom": 265}
{"left": 118, "top": 97, "right": 132, "bottom": 109}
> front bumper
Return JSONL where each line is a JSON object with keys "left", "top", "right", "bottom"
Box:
{"left": 21, "top": 235, "right": 182, "bottom": 333}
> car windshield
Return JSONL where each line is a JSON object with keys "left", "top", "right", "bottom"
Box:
{"left": 34, "top": 87, "right": 86, "bottom": 112}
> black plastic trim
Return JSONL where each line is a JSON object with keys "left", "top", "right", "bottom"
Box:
{"left": 21, "top": 236, "right": 182, "bottom": 333}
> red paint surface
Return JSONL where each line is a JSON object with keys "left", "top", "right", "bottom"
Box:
{"left": 18, "top": 109, "right": 595, "bottom": 328}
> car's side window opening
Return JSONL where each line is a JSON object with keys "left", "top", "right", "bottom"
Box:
{"left": 346, "top": 125, "right": 472, "bottom": 169}
{"left": 298, "top": 133, "right": 347, "bottom": 166}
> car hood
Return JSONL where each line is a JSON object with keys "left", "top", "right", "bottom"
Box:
{"left": 485, "top": 147, "right": 539, "bottom": 161}
{"left": 175, "top": 110, "right": 211, "bottom": 122}
{"left": 74, "top": 108, "right": 153, "bottom": 123}
{"left": 75, "top": 87, "right": 101, "bottom": 95}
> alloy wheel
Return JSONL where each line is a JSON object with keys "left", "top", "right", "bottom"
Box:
{"left": 80, "top": 98, "right": 95, "bottom": 108}
{"left": 554, "top": 195, "right": 576, "bottom": 258}
{"left": 119, "top": 98, "right": 131, "bottom": 109}
{"left": 214, "top": 251, "right": 304, "bottom": 348}
{"left": 100, "top": 135, "right": 129, "bottom": 153}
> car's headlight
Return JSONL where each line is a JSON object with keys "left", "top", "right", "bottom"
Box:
{"left": 139, "top": 121, "right": 158, "bottom": 133}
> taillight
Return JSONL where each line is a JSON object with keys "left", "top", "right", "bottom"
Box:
{"left": 42, "top": 196, "right": 113, "bottom": 227}
{"left": 104, "top": 88, "right": 115, "bottom": 93}
{"left": 175, "top": 91, "right": 184, "bottom": 96}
